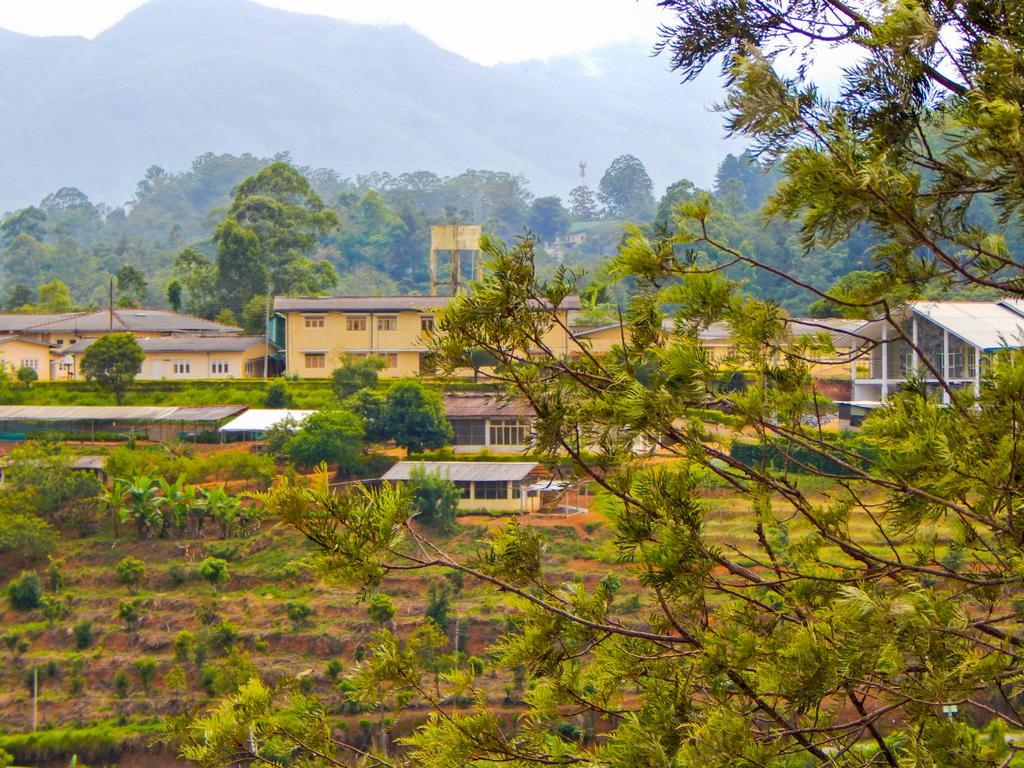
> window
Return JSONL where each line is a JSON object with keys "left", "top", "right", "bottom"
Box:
{"left": 451, "top": 419, "right": 486, "bottom": 446}
{"left": 489, "top": 418, "right": 530, "bottom": 446}
{"left": 304, "top": 353, "right": 326, "bottom": 369}
{"left": 385, "top": 353, "right": 399, "bottom": 368}
{"left": 173, "top": 361, "right": 191, "bottom": 374}
{"left": 20, "top": 358, "right": 38, "bottom": 371}
{"left": 377, "top": 316, "right": 397, "bottom": 332}
{"left": 304, "top": 315, "right": 325, "bottom": 329}
{"left": 420, "top": 315, "right": 435, "bottom": 332}
{"left": 211, "top": 360, "right": 230, "bottom": 375}
{"left": 474, "top": 481, "right": 509, "bottom": 500}
{"left": 454, "top": 481, "right": 471, "bottom": 499}
{"left": 346, "top": 316, "right": 367, "bottom": 332}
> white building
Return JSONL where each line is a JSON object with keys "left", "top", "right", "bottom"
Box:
{"left": 844, "top": 300, "right": 1024, "bottom": 424}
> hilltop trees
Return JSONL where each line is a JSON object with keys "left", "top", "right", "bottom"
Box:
{"left": 598, "top": 153, "right": 654, "bottom": 219}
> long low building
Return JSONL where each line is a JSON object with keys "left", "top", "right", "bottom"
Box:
{"left": 0, "top": 405, "right": 247, "bottom": 442}
{"left": 63, "top": 336, "right": 278, "bottom": 380}
{"left": 381, "top": 460, "right": 540, "bottom": 512}
{"left": 444, "top": 392, "right": 536, "bottom": 454}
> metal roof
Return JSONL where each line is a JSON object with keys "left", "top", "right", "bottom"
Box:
{"left": 219, "top": 409, "right": 315, "bottom": 432}
{"left": 444, "top": 393, "right": 536, "bottom": 419}
{"left": 381, "top": 461, "right": 538, "bottom": 482}
{"left": 0, "top": 405, "right": 246, "bottom": 422}
{"left": 0, "top": 335, "right": 53, "bottom": 347}
{"left": 17, "top": 309, "right": 242, "bottom": 335}
{"left": 275, "top": 296, "right": 452, "bottom": 313}
{"left": 66, "top": 335, "right": 270, "bottom": 354}
{"left": 276, "top": 294, "right": 583, "bottom": 313}
{"left": 0, "top": 314, "right": 80, "bottom": 333}
{"left": 912, "top": 301, "right": 1024, "bottom": 350}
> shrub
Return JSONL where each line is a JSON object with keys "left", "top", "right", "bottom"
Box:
{"left": 45, "top": 556, "right": 66, "bottom": 592}
{"left": 134, "top": 658, "right": 157, "bottom": 692}
{"left": 284, "top": 600, "right": 314, "bottom": 628}
{"left": 7, "top": 571, "right": 42, "bottom": 611}
{"left": 73, "top": 620, "right": 94, "bottom": 650}
{"left": 40, "top": 596, "right": 70, "bottom": 627}
{"left": 0, "top": 512, "right": 56, "bottom": 560}
{"left": 332, "top": 354, "right": 385, "bottom": 400}
{"left": 264, "top": 379, "right": 293, "bottom": 408}
{"left": 112, "top": 669, "right": 130, "bottom": 698}
{"left": 382, "top": 381, "right": 453, "bottom": 452}
{"left": 115, "top": 556, "right": 147, "bottom": 592}
{"left": 198, "top": 557, "right": 230, "bottom": 592}
{"left": 174, "top": 630, "right": 195, "bottom": 662}
{"left": 117, "top": 598, "right": 147, "bottom": 632}
{"left": 167, "top": 562, "right": 188, "bottom": 586}
{"left": 209, "top": 620, "right": 238, "bottom": 650}
{"left": 367, "top": 593, "right": 395, "bottom": 625}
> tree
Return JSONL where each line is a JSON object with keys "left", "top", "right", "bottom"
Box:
{"left": 407, "top": 466, "right": 460, "bottom": 533}
{"left": 366, "top": 593, "right": 395, "bottom": 625}
{"left": 118, "top": 597, "right": 147, "bottom": 632}
{"left": 198, "top": 557, "right": 230, "bottom": 593}
{"left": 283, "top": 410, "right": 364, "bottom": 470}
{"left": 567, "top": 184, "right": 599, "bottom": 221}
{"left": 264, "top": 380, "right": 293, "bottom": 409}
{"left": 166, "top": 279, "right": 183, "bottom": 312}
{"left": 7, "top": 572, "right": 42, "bottom": 611}
{"left": 116, "top": 556, "right": 147, "bottom": 593}
{"left": 597, "top": 154, "right": 655, "bottom": 219}
{"left": 527, "top": 196, "right": 571, "bottom": 243}
{"left": 217, "top": 161, "right": 339, "bottom": 298}
{"left": 178, "top": 4, "right": 1024, "bottom": 763}
{"left": 80, "top": 333, "right": 145, "bottom": 404}
{"left": 115, "top": 264, "right": 148, "bottom": 306}
{"left": 4, "top": 284, "right": 34, "bottom": 310}
{"left": 36, "top": 278, "right": 74, "bottom": 312}
{"left": 0, "top": 206, "right": 46, "bottom": 245}
{"left": 381, "top": 382, "right": 452, "bottom": 453}
{"left": 331, "top": 354, "right": 385, "bottom": 400}
{"left": 241, "top": 295, "right": 269, "bottom": 335}
{"left": 344, "top": 388, "right": 388, "bottom": 443}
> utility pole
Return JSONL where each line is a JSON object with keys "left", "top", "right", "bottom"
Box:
{"left": 32, "top": 667, "right": 38, "bottom": 731}
{"left": 263, "top": 293, "right": 271, "bottom": 381}
{"left": 108, "top": 278, "right": 114, "bottom": 331}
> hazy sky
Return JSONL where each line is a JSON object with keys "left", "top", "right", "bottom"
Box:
{"left": 0, "top": 0, "right": 673, "bottom": 65}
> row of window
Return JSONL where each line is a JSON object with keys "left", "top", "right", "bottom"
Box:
{"left": 454, "top": 480, "right": 522, "bottom": 500}
{"left": 303, "top": 315, "right": 435, "bottom": 332}
{"left": 304, "top": 352, "right": 399, "bottom": 369}
{"left": 450, "top": 418, "right": 532, "bottom": 446}
{"left": 170, "top": 361, "right": 230, "bottom": 375}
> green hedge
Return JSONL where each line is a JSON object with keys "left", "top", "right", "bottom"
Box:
{"left": 730, "top": 437, "right": 875, "bottom": 477}
{"left": 0, "top": 719, "right": 162, "bottom": 763}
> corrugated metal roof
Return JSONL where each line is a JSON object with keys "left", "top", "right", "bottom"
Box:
{"left": 381, "top": 461, "right": 538, "bottom": 482}
{"left": 0, "top": 335, "right": 53, "bottom": 347}
{"left": 912, "top": 302, "right": 1024, "bottom": 350}
{"left": 0, "top": 405, "right": 246, "bottom": 422}
{"left": 21, "top": 309, "right": 242, "bottom": 334}
{"left": 275, "top": 296, "right": 452, "bottom": 313}
{"left": 0, "top": 314, "right": 80, "bottom": 333}
{"left": 66, "top": 335, "right": 270, "bottom": 354}
{"left": 444, "top": 393, "right": 536, "bottom": 418}
{"left": 219, "top": 409, "right": 315, "bottom": 432}
{"left": 275, "top": 294, "right": 583, "bottom": 313}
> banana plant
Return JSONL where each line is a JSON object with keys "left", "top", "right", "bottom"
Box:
{"left": 117, "top": 476, "right": 166, "bottom": 541}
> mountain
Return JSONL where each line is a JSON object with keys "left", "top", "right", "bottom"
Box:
{"left": 0, "top": 0, "right": 739, "bottom": 211}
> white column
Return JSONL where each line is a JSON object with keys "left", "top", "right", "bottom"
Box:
{"left": 881, "top": 323, "right": 889, "bottom": 400}
{"left": 912, "top": 314, "right": 920, "bottom": 376}
{"left": 975, "top": 348, "right": 982, "bottom": 399}
{"left": 942, "top": 330, "right": 950, "bottom": 404}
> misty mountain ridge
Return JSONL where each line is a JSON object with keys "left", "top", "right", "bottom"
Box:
{"left": 0, "top": 0, "right": 738, "bottom": 212}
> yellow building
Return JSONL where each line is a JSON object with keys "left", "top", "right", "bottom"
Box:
{"left": 0, "top": 336, "right": 56, "bottom": 380}
{"left": 274, "top": 295, "right": 581, "bottom": 379}
{"left": 380, "top": 461, "right": 540, "bottom": 512}
{"left": 65, "top": 336, "right": 276, "bottom": 380}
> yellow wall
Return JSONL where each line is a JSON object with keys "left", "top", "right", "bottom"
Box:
{"left": 0, "top": 340, "right": 53, "bottom": 381}
{"left": 66, "top": 343, "right": 272, "bottom": 380}
{"left": 282, "top": 309, "right": 434, "bottom": 378}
